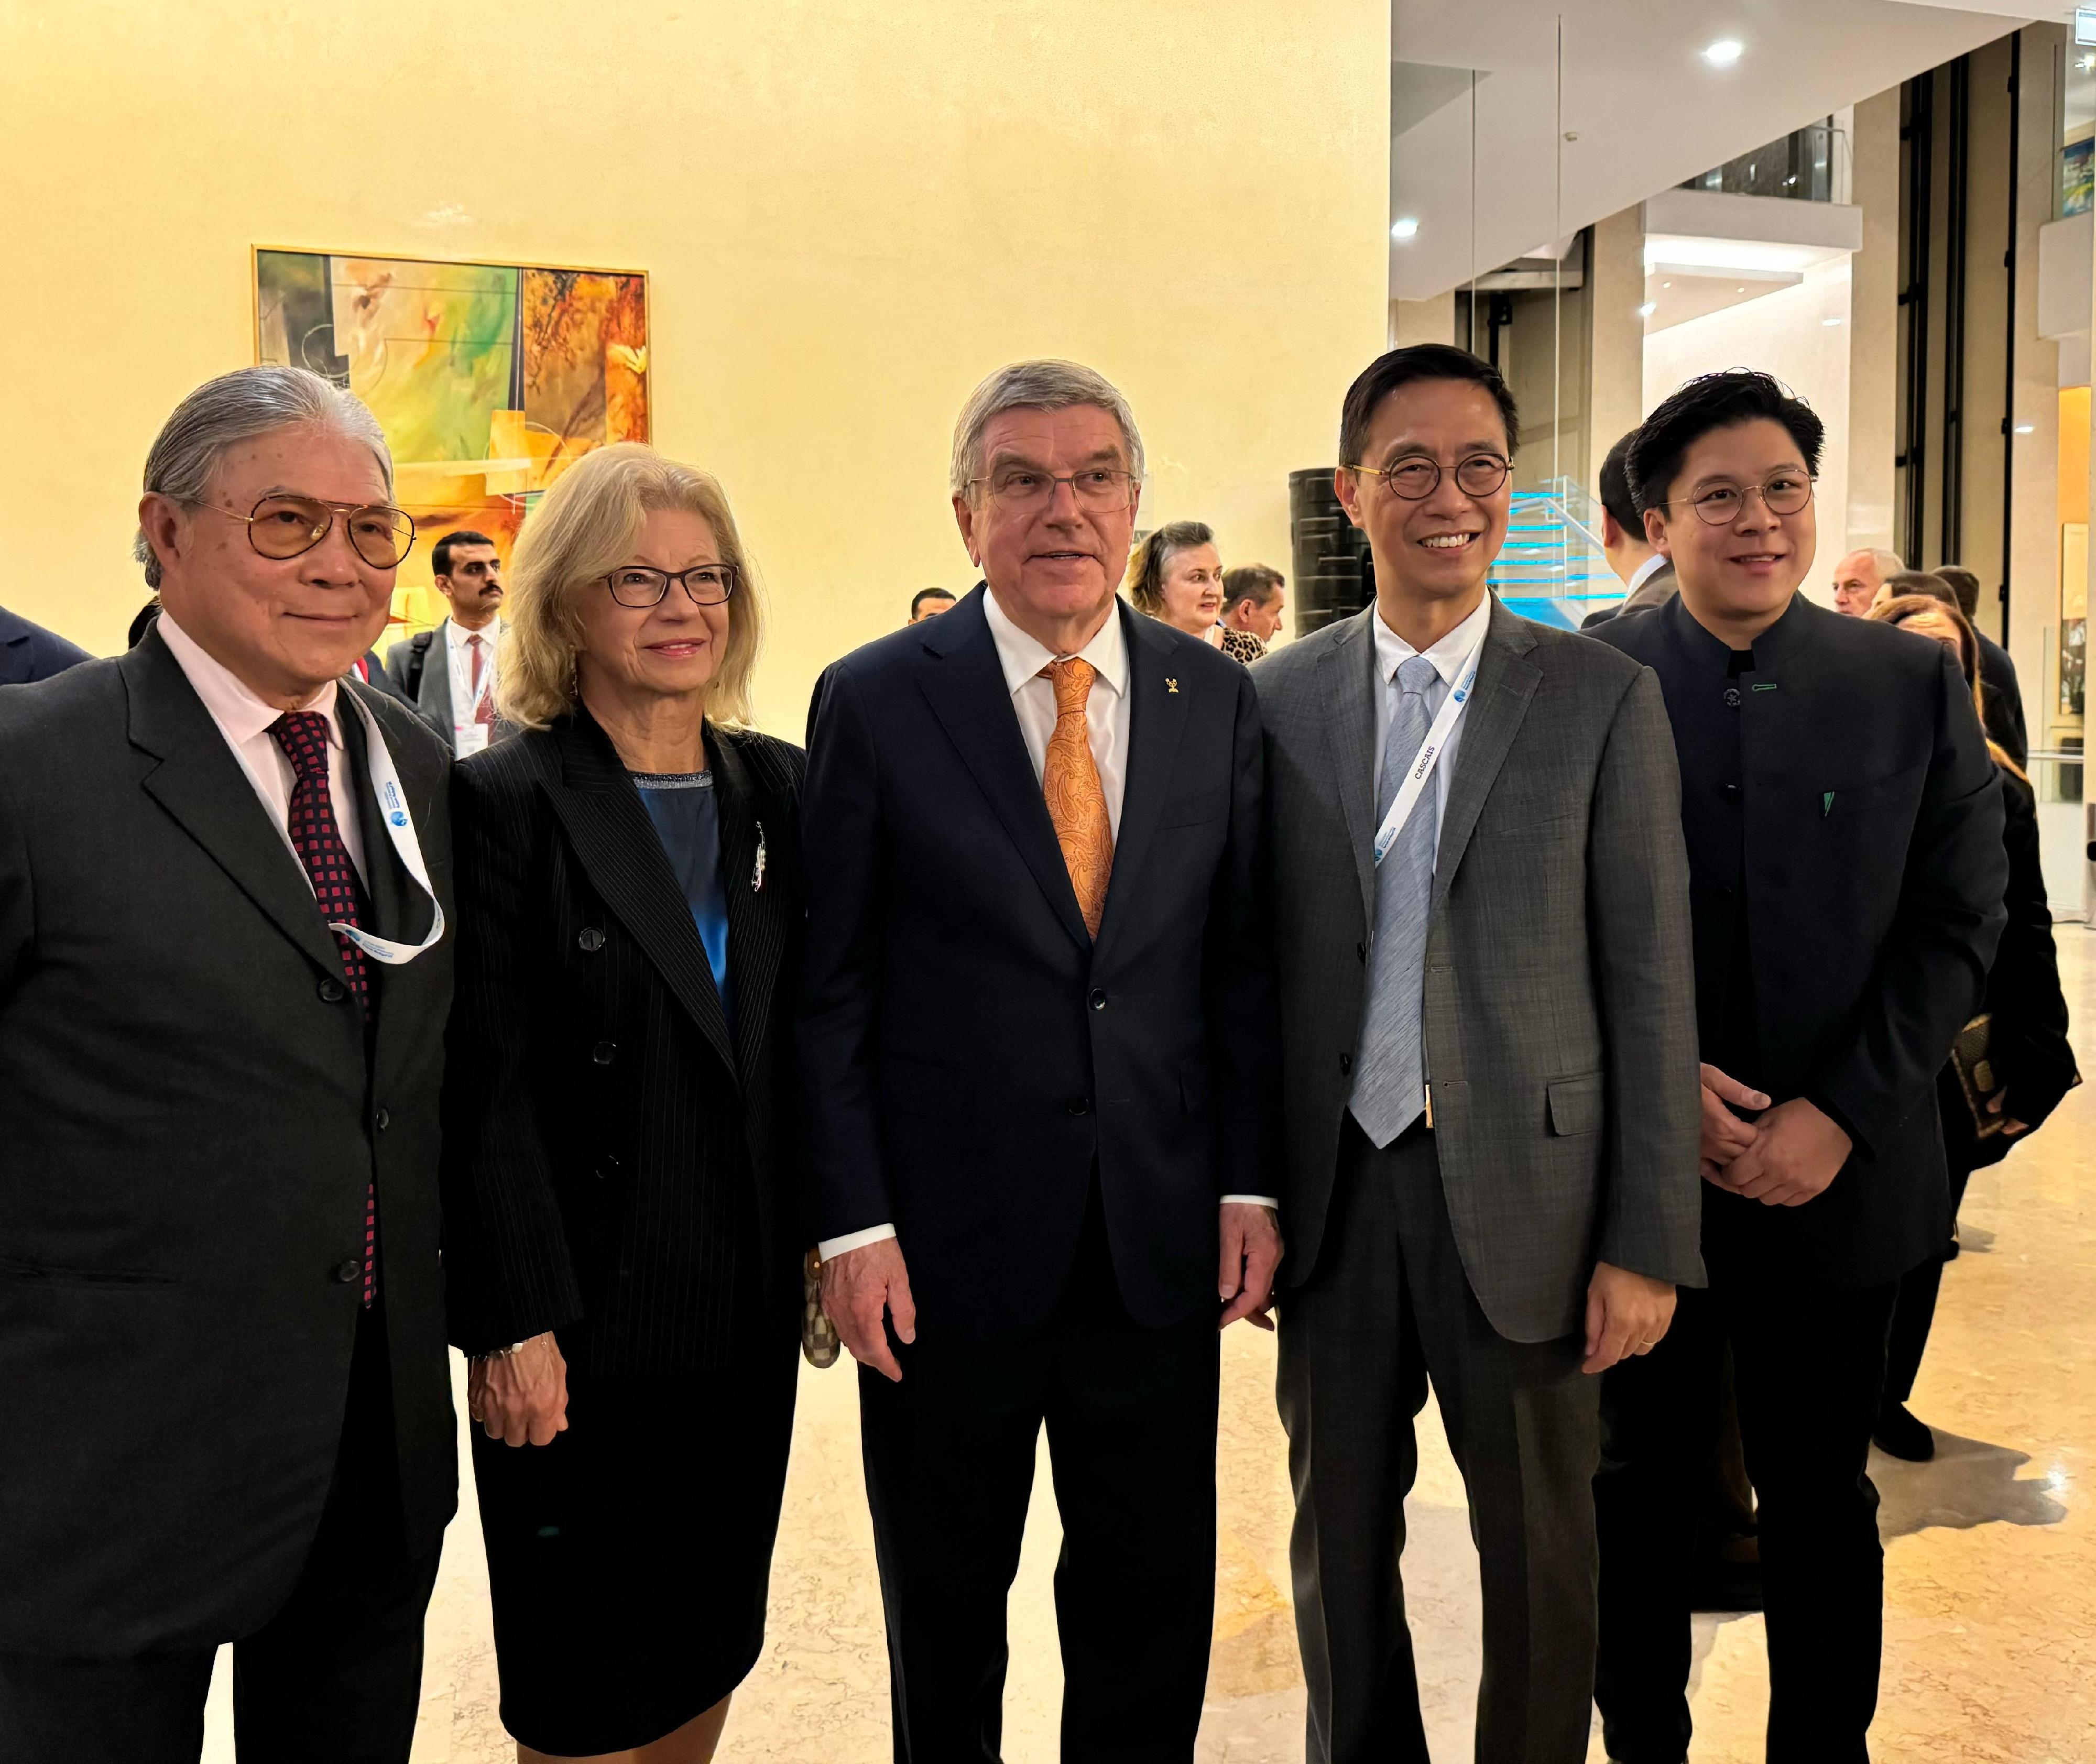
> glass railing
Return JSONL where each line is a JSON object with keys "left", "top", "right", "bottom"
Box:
{"left": 1490, "top": 480, "right": 1620, "bottom": 629}
{"left": 1679, "top": 120, "right": 1846, "bottom": 203}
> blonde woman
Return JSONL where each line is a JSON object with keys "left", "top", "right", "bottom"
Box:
{"left": 440, "top": 443, "right": 805, "bottom": 1763}
{"left": 1123, "top": 519, "right": 1226, "bottom": 644}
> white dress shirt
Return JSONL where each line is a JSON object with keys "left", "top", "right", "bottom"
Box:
{"left": 157, "top": 611, "right": 367, "bottom": 883}
{"left": 444, "top": 616, "right": 502, "bottom": 758}
{"left": 1622, "top": 552, "right": 1670, "bottom": 599}
{"left": 817, "top": 590, "right": 1273, "bottom": 1264}
{"left": 1370, "top": 589, "right": 1493, "bottom": 850}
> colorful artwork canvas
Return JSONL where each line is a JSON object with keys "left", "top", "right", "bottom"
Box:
{"left": 254, "top": 248, "right": 649, "bottom": 626}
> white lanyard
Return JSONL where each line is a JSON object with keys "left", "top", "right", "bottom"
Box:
{"left": 1371, "top": 630, "right": 1488, "bottom": 866}
{"left": 320, "top": 691, "right": 447, "bottom": 966}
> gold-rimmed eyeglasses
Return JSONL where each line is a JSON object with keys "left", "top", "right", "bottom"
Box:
{"left": 1349, "top": 453, "right": 1511, "bottom": 501}
{"left": 1668, "top": 475, "right": 1814, "bottom": 526}
{"left": 194, "top": 494, "right": 417, "bottom": 569}
{"left": 967, "top": 466, "right": 1140, "bottom": 513}
{"left": 602, "top": 563, "right": 739, "bottom": 608}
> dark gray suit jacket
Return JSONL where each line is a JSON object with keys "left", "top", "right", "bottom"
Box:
{"left": 0, "top": 604, "right": 92, "bottom": 684}
{"left": 1579, "top": 560, "right": 1677, "bottom": 630}
{"left": 1254, "top": 597, "right": 1702, "bottom": 1341}
{"left": 0, "top": 634, "right": 457, "bottom": 1653}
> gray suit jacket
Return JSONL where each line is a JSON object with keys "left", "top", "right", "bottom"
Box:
{"left": 1253, "top": 597, "right": 1702, "bottom": 1341}
{"left": 1580, "top": 559, "right": 1677, "bottom": 630}
{"left": 384, "top": 619, "right": 515, "bottom": 754}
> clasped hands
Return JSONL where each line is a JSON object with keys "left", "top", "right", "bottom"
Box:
{"left": 821, "top": 1202, "right": 1285, "bottom": 1383}
{"left": 1699, "top": 1062, "right": 1851, "bottom": 1207}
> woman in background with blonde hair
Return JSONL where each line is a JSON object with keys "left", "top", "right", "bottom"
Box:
{"left": 441, "top": 443, "right": 807, "bottom": 1763}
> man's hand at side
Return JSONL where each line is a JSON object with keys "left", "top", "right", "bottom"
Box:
{"left": 1713, "top": 1097, "right": 1852, "bottom": 1208}
{"left": 1582, "top": 1263, "right": 1676, "bottom": 1375}
{"left": 468, "top": 1331, "right": 569, "bottom": 1448}
{"left": 1698, "top": 1062, "right": 1768, "bottom": 1184}
{"left": 821, "top": 1237, "right": 918, "bottom": 1382}
{"left": 1219, "top": 1202, "right": 1283, "bottom": 1330}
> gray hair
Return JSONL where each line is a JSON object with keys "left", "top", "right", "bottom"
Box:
{"left": 949, "top": 359, "right": 1145, "bottom": 499}
{"left": 134, "top": 366, "right": 394, "bottom": 587}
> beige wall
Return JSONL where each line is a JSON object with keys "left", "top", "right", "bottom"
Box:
{"left": 1389, "top": 294, "right": 1455, "bottom": 347}
{"left": 1848, "top": 86, "right": 1902, "bottom": 560}
{"left": 1587, "top": 207, "right": 1647, "bottom": 486}
{"left": 0, "top": 0, "right": 1388, "bottom": 734}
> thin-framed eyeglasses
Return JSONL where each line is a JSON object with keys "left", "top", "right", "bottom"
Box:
{"left": 194, "top": 494, "right": 417, "bottom": 569}
{"left": 1350, "top": 453, "right": 1511, "bottom": 500}
{"left": 1669, "top": 475, "right": 1814, "bottom": 527}
{"left": 602, "top": 562, "right": 739, "bottom": 608}
{"left": 968, "top": 466, "right": 1140, "bottom": 513}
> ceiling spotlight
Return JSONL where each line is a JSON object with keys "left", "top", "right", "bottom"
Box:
{"left": 1638, "top": 301, "right": 1657, "bottom": 317}
{"left": 1822, "top": 316, "right": 1843, "bottom": 326}
{"left": 1736, "top": 285, "right": 1746, "bottom": 293}
{"left": 1662, "top": 279, "right": 1674, "bottom": 288}
{"left": 1391, "top": 217, "right": 1421, "bottom": 240}
{"left": 2016, "top": 423, "right": 2037, "bottom": 434}
{"left": 1704, "top": 38, "right": 1743, "bottom": 66}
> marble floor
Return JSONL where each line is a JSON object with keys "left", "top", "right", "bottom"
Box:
{"left": 204, "top": 933, "right": 2096, "bottom": 1762}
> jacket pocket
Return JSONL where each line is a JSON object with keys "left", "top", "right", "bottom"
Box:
{"left": 1546, "top": 1074, "right": 1603, "bottom": 1137}
{"left": 0, "top": 1256, "right": 178, "bottom": 1287}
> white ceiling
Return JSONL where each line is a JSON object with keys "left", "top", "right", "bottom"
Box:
{"left": 1390, "top": 0, "right": 2033, "bottom": 300}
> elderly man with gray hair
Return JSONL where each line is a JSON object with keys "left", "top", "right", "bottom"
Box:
{"left": 0, "top": 366, "right": 456, "bottom": 1762}
{"left": 799, "top": 359, "right": 1284, "bottom": 1756}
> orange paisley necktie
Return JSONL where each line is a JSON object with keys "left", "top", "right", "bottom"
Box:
{"left": 1042, "top": 658, "right": 1114, "bottom": 938}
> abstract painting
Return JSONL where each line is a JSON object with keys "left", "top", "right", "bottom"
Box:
{"left": 255, "top": 248, "right": 649, "bottom": 626}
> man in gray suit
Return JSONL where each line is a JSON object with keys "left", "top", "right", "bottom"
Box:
{"left": 1580, "top": 429, "right": 1676, "bottom": 631}
{"left": 1254, "top": 344, "right": 1702, "bottom": 1764}
{"left": 384, "top": 528, "right": 508, "bottom": 755}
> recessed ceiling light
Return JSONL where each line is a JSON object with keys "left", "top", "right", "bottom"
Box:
{"left": 1662, "top": 279, "right": 1674, "bottom": 288}
{"left": 2015, "top": 423, "right": 2037, "bottom": 434}
{"left": 1704, "top": 39, "right": 1743, "bottom": 66}
{"left": 1737, "top": 285, "right": 1747, "bottom": 293}
{"left": 1822, "top": 316, "right": 1843, "bottom": 326}
{"left": 1638, "top": 301, "right": 1657, "bottom": 317}
{"left": 1391, "top": 216, "right": 1421, "bottom": 240}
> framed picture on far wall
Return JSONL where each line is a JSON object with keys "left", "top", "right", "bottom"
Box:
{"left": 252, "top": 247, "right": 650, "bottom": 630}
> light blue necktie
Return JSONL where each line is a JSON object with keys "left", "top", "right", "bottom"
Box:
{"left": 1349, "top": 653, "right": 1442, "bottom": 1147}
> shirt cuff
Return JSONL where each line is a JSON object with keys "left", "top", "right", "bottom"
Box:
{"left": 817, "top": 1223, "right": 898, "bottom": 1261}
{"left": 1221, "top": 1195, "right": 1281, "bottom": 1209}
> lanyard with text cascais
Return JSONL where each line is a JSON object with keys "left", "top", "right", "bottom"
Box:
{"left": 1371, "top": 629, "right": 1488, "bottom": 867}
{"left": 319, "top": 689, "right": 447, "bottom": 965}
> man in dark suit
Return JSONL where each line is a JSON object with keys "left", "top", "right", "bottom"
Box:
{"left": 1580, "top": 429, "right": 1677, "bottom": 631}
{"left": 0, "top": 366, "right": 456, "bottom": 1763}
{"left": 384, "top": 529, "right": 510, "bottom": 755}
{"left": 1591, "top": 370, "right": 2006, "bottom": 1764}
{"left": 0, "top": 601, "right": 92, "bottom": 683}
{"left": 1254, "top": 344, "right": 1702, "bottom": 1764}
{"left": 799, "top": 359, "right": 1283, "bottom": 1758}
{"left": 1936, "top": 564, "right": 2029, "bottom": 766}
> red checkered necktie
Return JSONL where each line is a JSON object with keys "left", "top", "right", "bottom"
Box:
{"left": 269, "top": 710, "right": 377, "bottom": 1308}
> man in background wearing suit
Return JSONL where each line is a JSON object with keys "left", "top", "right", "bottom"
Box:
{"left": 385, "top": 528, "right": 507, "bottom": 755}
{"left": 1590, "top": 370, "right": 2006, "bottom": 1763}
{"left": 1937, "top": 563, "right": 2029, "bottom": 766}
{"left": 800, "top": 359, "right": 1283, "bottom": 1758}
{"left": 1580, "top": 429, "right": 1676, "bottom": 631}
{"left": 1254, "top": 344, "right": 1701, "bottom": 1764}
{"left": 0, "top": 601, "right": 92, "bottom": 683}
{"left": 1830, "top": 544, "right": 1904, "bottom": 618}
{"left": 0, "top": 365, "right": 456, "bottom": 1763}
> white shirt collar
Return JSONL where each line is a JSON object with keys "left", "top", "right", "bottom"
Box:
{"left": 1371, "top": 589, "right": 1493, "bottom": 688}
{"left": 981, "top": 585, "right": 1128, "bottom": 700}
{"left": 1625, "top": 552, "right": 1670, "bottom": 596}
{"left": 446, "top": 614, "right": 503, "bottom": 652}
{"left": 156, "top": 610, "right": 343, "bottom": 750}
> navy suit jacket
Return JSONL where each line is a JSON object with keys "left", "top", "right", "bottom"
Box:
{"left": 0, "top": 605, "right": 92, "bottom": 685}
{"left": 796, "top": 586, "right": 1282, "bottom": 1340}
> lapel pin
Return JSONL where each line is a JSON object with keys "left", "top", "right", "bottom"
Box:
{"left": 1165, "top": 678, "right": 1180, "bottom": 694}
{"left": 1822, "top": 792, "right": 1835, "bottom": 817}
{"left": 752, "top": 821, "right": 768, "bottom": 892}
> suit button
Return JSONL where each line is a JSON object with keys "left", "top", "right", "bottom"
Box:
{"left": 1721, "top": 782, "right": 1741, "bottom": 802}
{"left": 373, "top": 1107, "right": 390, "bottom": 1132}
{"left": 1723, "top": 686, "right": 1742, "bottom": 708}
{"left": 1065, "top": 1097, "right": 1091, "bottom": 1116}
{"left": 1088, "top": 989, "right": 1108, "bottom": 1012}
{"left": 595, "top": 1152, "right": 623, "bottom": 1182}
{"left": 318, "top": 977, "right": 346, "bottom": 1003}
{"left": 578, "top": 927, "right": 605, "bottom": 953}
{"left": 332, "top": 1259, "right": 362, "bottom": 1284}
{"left": 593, "top": 1041, "right": 617, "bottom": 1066}
{"left": 1339, "top": 1052, "right": 1353, "bottom": 1073}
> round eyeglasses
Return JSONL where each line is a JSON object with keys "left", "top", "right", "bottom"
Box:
{"left": 1671, "top": 475, "right": 1814, "bottom": 526}
{"left": 1352, "top": 454, "right": 1511, "bottom": 500}
{"left": 603, "top": 563, "right": 739, "bottom": 608}
{"left": 197, "top": 494, "right": 417, "bottom": 569}
{"left": 967, "top": 467, "right": 1140, "bottom": 513}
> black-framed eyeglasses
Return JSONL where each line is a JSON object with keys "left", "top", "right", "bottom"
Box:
{"left": 1669, "top": 475, "right": 1814, "bottom": 526}
{"left": 602, "top": 562, "right": 739, "bottom": 608}
{"left": 196, "top": 494, "right": 417, "bottom": 569}
{"left": 1350, "top": 453, "right": 1511, "bottom": 500}
{"left": 967, "top": 467, "right": 1140, "bottom": 513}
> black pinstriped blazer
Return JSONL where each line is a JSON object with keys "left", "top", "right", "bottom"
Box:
{"left": 440, "top": 708, "right": 805, "bottom": 1374}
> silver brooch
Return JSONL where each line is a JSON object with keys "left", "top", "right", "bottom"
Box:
{"left": 752, "top": 821, "right": 768, "bottom": 892}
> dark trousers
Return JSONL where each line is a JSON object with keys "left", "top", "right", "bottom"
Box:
{"left": 0, "top": 1306, "right": 442, "bottom": 1764}
{"left": 1884, "top": 1163, "right": 1972, "bottom": 1407}
{"left": 857, "top": 1185, "right": 1220, "bottom": 1763}
{"left": 1595, "top": 1275, "right": 1900, "bottom": 1763}
{"left": 1276, "top": 1120, "right": 1601, "bottom": 1764}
